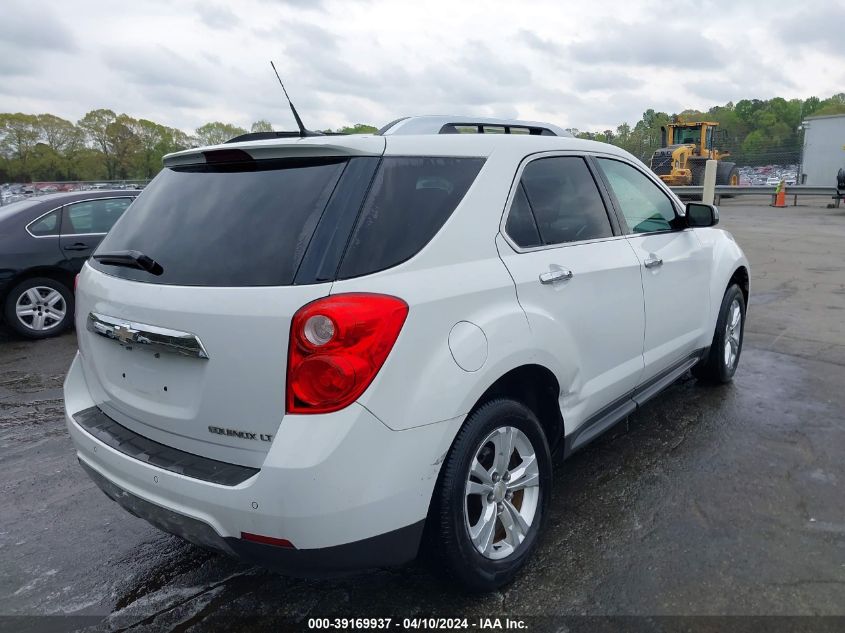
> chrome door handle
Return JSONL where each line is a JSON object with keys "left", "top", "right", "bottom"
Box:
{"left": 539, "top": 269, "right": 573, "bottom": 284}
{"left": 643, "top": 256, "right": 663, "bottom": 269}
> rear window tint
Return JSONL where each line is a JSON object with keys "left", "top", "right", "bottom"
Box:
{"left": 90, "top": 158, "right": 346, "bottom": 286}
{"left": 520, "top": 157, "right": 612, "bottom": 245}
{"left": 505, "top": 184, "right": 541, "bottom": 248}
{"left": 337, "top": 157, "right": 485, "bottom": 279}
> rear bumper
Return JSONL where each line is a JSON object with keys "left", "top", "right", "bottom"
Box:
{"left": 64, "top": 352, "right": 462, "bottom": 573}
{"left": 80, "top": 459, "right": 424, "bottom": 575}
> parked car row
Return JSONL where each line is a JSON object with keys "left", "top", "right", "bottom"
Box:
{"left": 1, "top": 182, "right": 146, "bottom": 207}
{"left": 737, "top": 164, "right": 798, "bottom": 186}
{"left": 0, "top": 190, "right": 139, "bottom": 338}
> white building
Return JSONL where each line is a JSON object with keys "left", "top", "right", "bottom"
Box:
{"left": 800, "top": 114, "right": 845, "bottom": 186}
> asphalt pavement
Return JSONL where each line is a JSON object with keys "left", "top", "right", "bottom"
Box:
{"left": 1, "top": 197, "right": 843, "bottom": 631}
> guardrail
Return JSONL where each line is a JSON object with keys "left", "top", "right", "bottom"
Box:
{"left": 670, "top": 185, "right": 843, "bottom": 207}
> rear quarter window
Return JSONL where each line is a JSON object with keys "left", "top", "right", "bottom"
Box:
{"left": 337, "top": 156, "right": 485, "bottom": 279}
{"left": 27, "top": 210, "right": 60, "bottom": 236}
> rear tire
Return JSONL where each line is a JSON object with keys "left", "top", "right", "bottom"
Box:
{"left": 693, "top": 284, "right": 745, "bottom": 384}
{"left": 3, "top": 277, "right": 74, "bottom": 339}
{"left": 429, "top": 399, "right": 552, "bottom": 592}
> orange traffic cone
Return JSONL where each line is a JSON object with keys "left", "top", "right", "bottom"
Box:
{"left": 772, "top": 180, "right": 787, "bottom": 207}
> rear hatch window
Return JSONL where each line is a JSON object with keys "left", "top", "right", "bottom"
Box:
{"left": 91, "top": 154, "right": 485, "bottom": 286}
{"left": 91, "top": 157, "right": 347, "bottom": 286}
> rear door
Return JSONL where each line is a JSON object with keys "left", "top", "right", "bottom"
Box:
{"left": 594, "top": 157, "right": 711, "bottom": 383}
{"left": 60, "top": 197, "right": 133, "bottom": 272}
{"left": 496, "top": 154, "right": 645, "bottom": 431}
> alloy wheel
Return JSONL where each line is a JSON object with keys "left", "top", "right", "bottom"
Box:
{"left": 464, "top": 426, "right": 541, "bottom": 560}
{"left": 723, "top": 298, "right": 742, "bottom": 369}
{"left": 15, "top": 286, "right": 67, "bottom": 332}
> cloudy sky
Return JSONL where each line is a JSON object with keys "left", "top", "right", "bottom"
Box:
{"left": 2, "top": 0, "right": 844, "bottom": 134}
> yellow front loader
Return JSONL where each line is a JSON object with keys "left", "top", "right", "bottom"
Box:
{"left": 650, "top": 121, "right": 739, "bottom": 186}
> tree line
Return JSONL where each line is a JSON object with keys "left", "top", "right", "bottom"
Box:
{"left": 2, "top": 94, "right": 843, "bottom": 182}
{"left": 567, "top": 93, "right": 845, "bottom": 166}
{"left": 0, "top": 111, "right": 377, "bottom": 183}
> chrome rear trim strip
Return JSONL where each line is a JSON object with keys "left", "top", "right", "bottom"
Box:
{"left": 86, "top": 312, "right": 210, "bottom": 359}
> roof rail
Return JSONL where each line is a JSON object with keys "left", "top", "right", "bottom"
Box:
{"left": 377, "top": 115, "right": 571, "bottom": 137}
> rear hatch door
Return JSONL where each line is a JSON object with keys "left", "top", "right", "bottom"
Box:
{"left": 76, "top": 136, "right": 384, "bottom": 467}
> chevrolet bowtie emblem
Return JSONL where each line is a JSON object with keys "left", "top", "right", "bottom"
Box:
{"left": 112, "top": 324, "right": 138, "bottom": 344}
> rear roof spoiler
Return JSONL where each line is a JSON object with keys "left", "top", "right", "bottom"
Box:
{"left": 225, "top": 131, "right": 350, "bottom": 143}
{"left": 163, "top": 135, "right": 386, "bottom": 167}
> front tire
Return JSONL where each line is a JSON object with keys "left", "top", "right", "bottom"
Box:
{"left": 430, "top": 399, "right": 552, "bottom": 592}
{"left": 693, "top": 283, "right": 745, "bottom": 384}
{"left": 3, "top": 277, "right": 74, "bottom": 339}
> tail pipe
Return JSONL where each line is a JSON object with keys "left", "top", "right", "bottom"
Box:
{"left": 660, "top": 126, "right": 667, "bottom": 148}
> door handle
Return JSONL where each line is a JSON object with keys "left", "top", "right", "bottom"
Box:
{"left": 643, "top": 255, "right": 663, "bottom": 269}
{"left": 539, "top": 269, "right": 574, "bottom": 284}
{"left": 64, "top": 243, "right": 90, "bottom": 251}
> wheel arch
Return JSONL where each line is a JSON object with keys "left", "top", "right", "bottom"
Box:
{"left": 467, "top": 364, "right": 565, "bottom": 455}
{"left": 697, "top": 228, "right": 750, "bottom": 338}
{"left": 1, "top": 266, "right": 75, "bottom": 310}
{"left": 728, "top": 265, "right": 749, "bottom": 305}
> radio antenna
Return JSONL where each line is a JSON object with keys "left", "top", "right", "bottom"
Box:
{"left": 270, "top": 61, "right": 314, "bottom": 137}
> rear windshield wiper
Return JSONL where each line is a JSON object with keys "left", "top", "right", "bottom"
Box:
{"left": 93, "top": 250, "right": 164, "bottom": 276}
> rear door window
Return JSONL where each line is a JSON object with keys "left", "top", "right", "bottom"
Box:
{"left": 514, "top": 156, "right": 613, "bottom": 246}
{"left": 337, "top": 157, "right": 485, "bottom": 279}
{"left": 91, "top": 158, "right": 347, "bottom": 286}
{"left": 63, "top": 198, "right": 133, "bottom": 235}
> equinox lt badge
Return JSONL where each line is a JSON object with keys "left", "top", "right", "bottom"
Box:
{"left": 208, "top": 425, "right": 273, "bottom": 442}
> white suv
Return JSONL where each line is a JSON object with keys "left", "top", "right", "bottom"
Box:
{"left": 64, "top": 116, "right": 749, "bottom": 591}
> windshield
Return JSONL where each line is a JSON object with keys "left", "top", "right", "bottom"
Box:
{"left": 673, "top": 126, "right": 701, "bottom": 145}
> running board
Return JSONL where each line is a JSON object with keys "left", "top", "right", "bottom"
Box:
{"left": 566, "top": 351, "right": 703, "bottom": 456}
{"left": 633, "top": 355, "right": 700, "bottom": 408}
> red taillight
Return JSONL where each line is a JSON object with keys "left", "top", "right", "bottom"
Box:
{"left": 286, "top": 293, "right": 408, "bottom": 414}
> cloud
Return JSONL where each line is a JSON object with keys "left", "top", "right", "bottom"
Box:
{"left": 570, "top": 70, "right": 641, "bottom": 92}
{"left": 0, "top": 1, "right": 75, "bottom": 53}
{"left": 1, "top": 0, "right": 844, "bottom": 136}
{"left": 0, "top": 0, "right": 76, "bottom": 77}
{"left": 774, "top": 8, "right": 845, "bottom": 57}
{"left": 195, "top": 2, "right": 243, "bottom": 29}
{"left": 569, "top": 20, "right": 725, "bottom": 69}
{"left": 103, "top": 46, "right": 214, "bottom": 92}
{"left": 517, "top": 29, "right": 564, "bottom": 56}
{"left": 258, "top": 0, "right": 327, "bottom": 7}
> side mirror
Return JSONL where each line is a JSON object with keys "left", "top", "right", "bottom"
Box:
{"left": 686, "top": 202, "right": 719, "bottom": 227}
